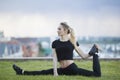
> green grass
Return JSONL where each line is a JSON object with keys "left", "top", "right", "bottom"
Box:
{"left": 0, "top": 60, "right": 120, "bottom": 80}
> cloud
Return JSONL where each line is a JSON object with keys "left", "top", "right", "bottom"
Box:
{"left": 0, "top": 12, "right": 120, "bottom": 37}
{"left": 0, "top": 0, "right": 120, "bottom": 37}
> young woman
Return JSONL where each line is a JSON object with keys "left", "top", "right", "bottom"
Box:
{"left": 13, "top": 22, "right": 101, "bottom": 77}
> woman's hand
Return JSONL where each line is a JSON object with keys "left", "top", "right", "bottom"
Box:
{"left": 54, "top": 71, "right": 58, "bottom": 76}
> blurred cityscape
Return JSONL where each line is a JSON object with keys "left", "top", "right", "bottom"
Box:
{"left": 0, "top": 31, "right": 120, "bottom": 58}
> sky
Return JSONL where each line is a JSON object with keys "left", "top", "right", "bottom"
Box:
{"left": 0, "top": 0, "right": 120, "bottom": 37}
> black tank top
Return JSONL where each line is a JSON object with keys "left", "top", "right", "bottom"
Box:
{"left": 52, "top": 39, "right": 79, "bottom": 61}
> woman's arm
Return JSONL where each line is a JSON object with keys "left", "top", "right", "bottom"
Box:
{"left": 52, "top": 49, "right": 58, "bottom": 76}
{"left": 74, "top": 45, "right": 90, "bottom": 59}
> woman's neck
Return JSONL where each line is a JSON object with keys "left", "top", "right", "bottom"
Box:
{"left": 60, "top": 35, "right": 69, "bottom": 41}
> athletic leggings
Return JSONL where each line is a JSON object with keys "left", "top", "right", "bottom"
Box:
{"left": 24, "top": 54, "right": 101, "bottom": 77}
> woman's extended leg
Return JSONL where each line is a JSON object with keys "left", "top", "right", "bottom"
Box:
{"left": 23, "top": 68, "right": 54, "bottom": 75}
{"left": 23, "top": 68, "right": 63, "bottom": 75}
{"left": 13, "top": 64, "right": 63, "bottom": 75}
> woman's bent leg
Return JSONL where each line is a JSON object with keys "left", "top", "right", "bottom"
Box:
{"left": 93, "top": 54, "right": 101, "bottom": 77}
{"left": 77, "top": 54, "right": 101, "bottom": 77}
{"left": 61, "top": 63, "right": 95, "bottom": 76}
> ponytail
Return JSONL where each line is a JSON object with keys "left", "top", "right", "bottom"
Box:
{"left": 69, "top": 27, "right": 76, "bottom": 45}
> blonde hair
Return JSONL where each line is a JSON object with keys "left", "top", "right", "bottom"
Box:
{"left": 60, "top": 22, "right": 76, "bottom": 45}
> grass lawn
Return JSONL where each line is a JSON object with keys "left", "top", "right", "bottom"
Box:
{"left": 0, "top": 60, "right": 120, "bottom": 80}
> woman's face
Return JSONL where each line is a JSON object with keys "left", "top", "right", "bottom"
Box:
{"left": 57, "top": 25, "right": 68, "bottom": 36}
